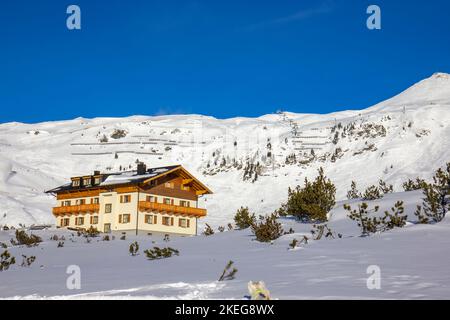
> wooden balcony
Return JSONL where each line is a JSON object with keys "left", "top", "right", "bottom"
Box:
{"left": 53, "top": 204, "right": 100, "bottom": 216}
{"left": 138, "top": 201, "right": 207, "bottom": 217}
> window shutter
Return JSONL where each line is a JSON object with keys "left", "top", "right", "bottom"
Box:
{"left": 119, "top": 215, "right": 122, "bottom": 223}
{"left": 178, "top": 219, "right": 181, "bottom": 227}
{"left": 171, "top": 217, "right": 174, "bottom": 226}
{"left": 154, "top": 215, "right": 157, "bottom": 224}
{"left": 187, "top": 219, "right": 190, "bottom": 228}
{"left": 171, "top": 199, "right": 174, "bottom": 205}
{"left": 90, "top": 216, "right": 93, "bottom": 224}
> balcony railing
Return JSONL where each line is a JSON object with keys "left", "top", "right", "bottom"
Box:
{"left": 138, "top": 201, "right": 206, "bottom": 217}
{"left": 53, "top": 204, "right": 100, "bottom": 215}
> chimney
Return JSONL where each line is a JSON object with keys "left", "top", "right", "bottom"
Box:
{"left": 137, "top": 162, "right": 146, "bottom": 175}
{"left": 94, "top": 170, "right": 100, "bottom": 176}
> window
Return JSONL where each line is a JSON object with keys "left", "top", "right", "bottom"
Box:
{"left": 94, "top": 177, "right": 101, "bottom": 184}
{"left": 165, "top": 182, "right": 174, "bottom": 189}
{"left": 92, "top": 198, "right": 99, "bottom": 204}
{"left": 145, "top": 215, "right": 157, "bottom": 224}
{"left": 162, "top": 216, "right": 174, "bottom": 226}
{"left": 72, "top": 179, "right": 80, "bottom": 187}
{"left": 76, "top": 199, "right": 86, "bottom": 205}
{"left": 164, "top": 198, "right": 173, "bottom": 205}
{"left": 61, "top": 218, "right": 70, "bottom": 227}
{"left": 146, "top": 195, "right": 157, "bottom": 203}
{"left": 75, "top": 217, "right": 84, "bottom": 226}
{"left": 150, "top": 180, "right": 157, "bottom": 186}
{"left": 120, "top": 195, "right": 131, "bottom": 203}
{"left": 62, "top": 200, "right": 71, "bottom": 207}
{"left": 179, "top": 218, "right": 190, "bottom": 228}
{"left": 180, "top": 200, "right": 190, "bottom": 208}
{"left": 83, "top": 178, "right": 91, "bottom": 186}
{"left": 119, "top": 214, "right": 131, "bottom": 224}
{"left": 105, "top": 203, "right": 112, "bottom": 213}
{"left": 90, "top": 216, "right": 98, "bottom": 225}
{"left": 181, "top": 185, "right": 190, "bottom": 191}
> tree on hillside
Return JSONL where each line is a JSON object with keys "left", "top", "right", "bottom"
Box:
{"left": 278, "top": 167, "right": 336, "bottom": 222}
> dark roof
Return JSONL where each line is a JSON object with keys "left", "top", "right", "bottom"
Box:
{"left": 45, "top": 165, "right": 181, "bottom": 194}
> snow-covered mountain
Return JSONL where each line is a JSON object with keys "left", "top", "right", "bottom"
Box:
{"left": 0, "top": 73, "right": 449, "bottom": 228}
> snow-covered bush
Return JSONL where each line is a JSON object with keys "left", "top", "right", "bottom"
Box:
{"left": 144, "top": 247, "right": 179, "bottom": 260}
{"left": 278, "top": 167, "right": 336, "bottom": 222}
{"left": 233, "top": 207, "right": 256, "bottom": 230}
{"left": 251, "top": 213, "right": 283, "bottom": 243}
{"left": 11, "top": 230, "right": 42, "bottom": 247}
{"left": 0, "top": 250, "right": 15, "bottom": 271}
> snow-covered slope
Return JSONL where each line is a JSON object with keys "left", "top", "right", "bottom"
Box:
{"left": 1, "top": 190, "right": 450, "bottom": 299}
{"left": 0, "top": 73, "right": 449, "bottom": 228}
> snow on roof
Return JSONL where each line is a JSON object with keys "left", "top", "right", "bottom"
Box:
{"left": 100, "top": 171, "right": 158, "bottom": 186}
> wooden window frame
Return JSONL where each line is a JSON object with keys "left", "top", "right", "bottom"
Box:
{"left": 105, "top": 203, "right": 112, "bottom": 213}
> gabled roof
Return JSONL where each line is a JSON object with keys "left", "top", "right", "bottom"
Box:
{"left": 45, "top": 165, "right": 212, "bottom": 195}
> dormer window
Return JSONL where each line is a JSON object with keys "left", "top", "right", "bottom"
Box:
{"left": 94, "top": 177, "right": 101, "bottom": 185}
{"left": 72, "top": 179, "right": 80, "bottom": 187}
{"left": 83, "top": 177, "right": 92, "bottom": 186}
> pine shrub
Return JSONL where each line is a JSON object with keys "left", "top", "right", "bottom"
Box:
{"left": 11, "top": 230, "right": 42, "bottom": 247}
{"left": 278, "top": 167, "right": 336, "bottom": 222}
{"left": 402, "top": 178, "right": 427, "bottom": 191}
{"left": 218, "top": 260, "right": 238, "bottom": 281}
{"left": 344, "top": 203, "right": 381, "bottom": 236}
{"left": 362, "top": 185, "right": 383, "bottom": 201}
{"left": 202, "top": 224, "right": 215, "bottom": 236}
{"left": 129, "top": 241, "right": 139, "bottom": 256}
{"left": 0, "top": 250, "right": 15, "bottom": 271}
{"left": 233, "top": 207, "right": 256, "bottom": 229}
{"left": 251, "top": 213, "right": 284, "bottom": 243}
{"left": 144, "top": 247, "right": 179, "bottom": 260}
{"left": 347, "top": 181, "right": 361, "bottom": 199}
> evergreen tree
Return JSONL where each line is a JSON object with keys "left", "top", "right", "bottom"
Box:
{"left": 233, "top": 207, "right": 256, "bottom": 230}
{"left": 347, "top": 181, "right": 361, "bottom": 200}
{"left": 278, "top": 167, "right": 336, "bottom": 222}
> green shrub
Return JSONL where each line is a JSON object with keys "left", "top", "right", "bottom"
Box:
{"left": 218, "top": 261, "right": 238, "bottom": 281}
{"left": 346, "top": 181, "right": 361, "bottom": 200}
{"left": 202, "top": 224, "right": 215, "bottom": 236}
{"left": 20, "top": 255, "right": 36, "bottom": 267}
{"left": 378, "top": 179, "right": 393, "bottom": 194}
{"left": 11, "top": 230, "right": 42, "bottom": 247}
{"left": 362, "top": 185, "right": 383, "bottom": 201}
{"left": 403, "top": 178, "right": 427, "bottom": 191}
{"left": 233, "top": 207, "right": 256, "bottom": 229}
{"left": 129, "top": 241, "right": 139, "bottom": 256}
{"left": 278, "top": 167, "right": 336, "bottom": 222}
{"left": 83, "top": 226, "right": 100, "bottom": 238}
{"left": 0, "top": 250, "right": 15, "bottom": 271}
{"left": 144, "top": 247, "right": 179, "bottom": 260}
{"left": 415, "top": 163, "right": 450, "bottom": 223}
{"left": 382, "top": 201, "right": 407, "bottom": 229}
{"left": 251, "top": 213, "right": 284, "bottom": 243}
{"left": 344, "top": 203, "right": 381, "bottom": 236}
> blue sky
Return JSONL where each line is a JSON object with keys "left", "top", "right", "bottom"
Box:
{"left": 1, "top": 0, "right": 449, "bottom": 123}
